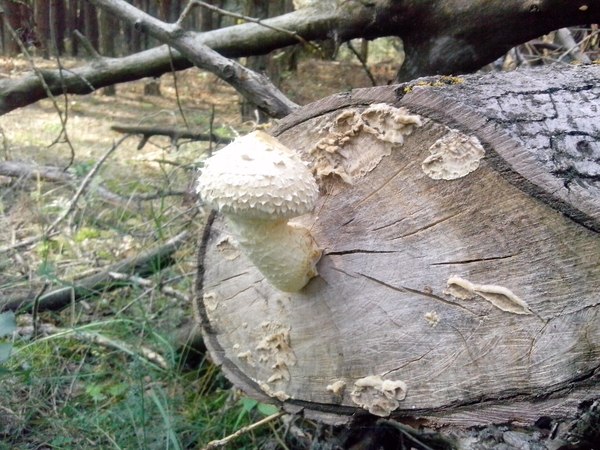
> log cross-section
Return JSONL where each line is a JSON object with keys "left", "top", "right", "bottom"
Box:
{"left": 195, "top": 64, "right": 600, "bottom": 426}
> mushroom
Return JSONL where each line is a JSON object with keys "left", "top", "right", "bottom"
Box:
{"left": 197, "top": 130, "right": 321, "bottom": 292}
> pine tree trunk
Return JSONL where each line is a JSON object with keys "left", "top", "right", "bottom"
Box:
{"left": 196, "top": 64, "right": 600, "bottom": 427}
{"left": 34, "top": 0, "right": 50, "bottom": 58}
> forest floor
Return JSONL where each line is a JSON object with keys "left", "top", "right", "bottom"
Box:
{"left": 0, "top": 53, "right": 396, "bottom": 449}
{"left": 1, "top": 29, "right": 598, "bottom": 448}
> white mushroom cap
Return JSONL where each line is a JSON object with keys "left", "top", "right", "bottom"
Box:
{"left": 197, "top": 130, "right": 318, "bottom": 220}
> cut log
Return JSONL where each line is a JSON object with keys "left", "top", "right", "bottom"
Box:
{"left": 195, "top": 64, "right": 600, "bottom": 427}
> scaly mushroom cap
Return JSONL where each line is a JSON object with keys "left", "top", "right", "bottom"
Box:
{"left": 197, "top": 130, "right": 319, "bottom": 220}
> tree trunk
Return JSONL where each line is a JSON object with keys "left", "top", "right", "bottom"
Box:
{"left": 240, "top": 0, "right": 271, "bottom": 122}
{"left": 67, "top": 0, "right": 80, "bottom": 56}
{"left": 1, "top": 0, "right": 26, "bottom": 55}
{"left": 196, "top": 64, "right": 600, "bottom": 428}
{"left": 34, "top": 0, "right": 50, "bottom": 58}
{"left": 82, "top": 2, "right": 99, "bottom": 52}
{"left": 51, "top": 0, "right": 66, "bottom": 55}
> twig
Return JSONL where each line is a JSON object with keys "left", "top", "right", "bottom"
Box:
{"left": 189, "top": 0, "right": 320, "bottom": 53}
{"left": 16, "top": 320, "right": 169, "bottom": 370}
{"left": 31, "top": 282, "right": 50, "bottom": 340}
{"left": 3, "top": 14, "right": 77, "bottom": 166}
{"left": 556, "top": 28, "right": 592, "bottom": 64}
{"left": 110, "top": 124, "right": 231, "bottom": 146}
{"left": 108, "top": 272, "right": 191, "bottom": 302}
{"left": 0, "top": 230, "right": 190, "bottom": 313}
{"left": 167, "top": 45, "right": 191, "bottom": 131}
{"left": 0, "top": 136, "right": 131, "bottom": 254}
{"left": 203, "top": 411, "right": 285, "bottom": 449}
{"left": 346, "top": 40, "right": 377, "bottom": 86}
{"left": 73, "top": 30, "right": 102, "bottom": 58}
{"left": 0, "top": 160, "right": 141, "bottom": 211}
{"left": 88, "top": 0, "right": 298, "bottom": 118}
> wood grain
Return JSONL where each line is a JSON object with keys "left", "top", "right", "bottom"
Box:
{"left": 196, "top": 65, "right": 600, "bottom": 426}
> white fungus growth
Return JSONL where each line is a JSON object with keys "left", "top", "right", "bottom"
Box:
{"left": 350, "top": 375, "right": 408, "bottom": 417}
{"left": 422, "top": 129, "right": 485, "bottom": 180}
{"left": 446, "top": 275, "right": 532, "bottom": 315}
{"left": 311, "top": 105, "right": 422, "bottom": 183}
{"left": 197, "top": 131, "right": 321, "bottom": 292}
{"left": 326, "top": 380, "right": 347, "bottom": 396}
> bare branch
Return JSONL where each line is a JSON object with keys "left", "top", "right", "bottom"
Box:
{"left": 0, "top": 230, "right": 191, "bottom": 313}
{"left": 87, "top": 0, "right": 298, "bottom": 118}
{"left": 110, "top": 124, "right": 232, "bottom": 147}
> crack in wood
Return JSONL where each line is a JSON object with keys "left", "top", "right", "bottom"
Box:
{"left": 390, "top": 212, "right": 461, "bottom": 241}
{"left": 327, "top": 249, "right": 400, "bottom": 256}
{"left": 370, "top": 217, "right": 409, "bottom": 232}
{"left": 382, "top": 348, "right": 435, "bottom": 376}
{"left": 429, "top": 254, "right": 518, "bottom": 266}
{"left": 355, "top": 161, "right": 413, "bottom": 207}
{"left": 358, "top": 272, "right": 480, "bottom": 316}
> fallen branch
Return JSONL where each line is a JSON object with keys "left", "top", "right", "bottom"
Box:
{"left": 0, "top": 230, "right": 190, "bottom": 313}
{"left": 0, "top": 160, "right": 185, "bottom": 204}
{"left": 16, "top": 319, "right": 169, "bottom": 370}
{"left": 1, "top": 2, "right": 596, "bottom": 116}
{"left": 0, "top": 136, "right": 130, "bottom": 254}
{"left": 88, "top": 0, "right": 298, "bottom": 118}
{"left": 203, "top": 411, "right": 286, "bottom": 450}
{"left": 110, "top": 124, "right": 232, "bottom": 149}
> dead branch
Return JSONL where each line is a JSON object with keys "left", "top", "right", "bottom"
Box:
{"left": 203, "top": 412, "right": 286, "bottom": 450}
{"left": 17, "top": 319, "right": 169, "bottom": 370}
{"left": 0, "top": 160, "right": 184, "bottom": 204}
{"left": 0, "top": 230, "right": 190, "bottom": 313}
{"left": 0, "top": 136, "right": 130, "bottom": 254}
{"left": 110, "top": 124, "right": 232, "bottom": 148}
{"left": 88, "top": 0, "right": 298, "bottom": 118}
{"left": 1, "top": 1, "right": 595, "bottom": 116}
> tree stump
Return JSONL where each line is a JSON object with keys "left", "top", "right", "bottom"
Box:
{"left": 195, "top": 64, "right": 600, "bottom": 427}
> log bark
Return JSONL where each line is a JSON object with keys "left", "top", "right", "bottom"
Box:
{"left": 195, "top": 64, "right": 600, "bottom": 427}
{"left": 1, "top": 0, "right": 598, "bottom": 116}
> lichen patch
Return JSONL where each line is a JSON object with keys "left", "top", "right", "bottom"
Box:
{"left": 350, "top": 375, "right": 407, "bottom": 417}
{"left": 310, "top": 105, "right": 422, "bottom": 184}
{"left": 446, "top": 275, "right": 532, "bottom": 315}
{"left": 421, "top": 129, "right": 485, "bottom": 180}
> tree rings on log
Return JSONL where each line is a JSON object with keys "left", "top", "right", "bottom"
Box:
{"left": 196, "top": 65, "right": 600, "bottom": 426}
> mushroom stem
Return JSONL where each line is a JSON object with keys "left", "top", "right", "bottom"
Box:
{"left": 227, "top": 216, "right": 321, "bottom": 292}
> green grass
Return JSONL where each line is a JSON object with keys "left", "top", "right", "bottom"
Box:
{"left": 0, "top": 315, "right": 280, "bottom": 449}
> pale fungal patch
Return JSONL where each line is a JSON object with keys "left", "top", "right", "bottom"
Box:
{"left": 310, "top": 104, "right": 422, "bottom": 183}
{"left": 446, "top": 275, "right": 533, "bottom": 315}
{"left": 424, "top": 311, "right": 440, "bottom": 327}
{"left": 350, "top": 375, "right": 408, "bottom": 417}
{"left": 203, "top": 291, "right": 219, "bottom": 311}
{"left": 326, "top": 380, "right": 347, "bottom": 396}
{"left": 259, "top": 382, "right": 290, "bottom": 401}
{"left": 421, "top": 129, "right": 485, "bottom": 180}
{"left": 255, "top": 322, "right": 297, "bottom": 383}
{"left": 215, "top": 236, "right": 240, "bottom": 261}
{"left": 237, "top": 350, "right": 256, "bottom": 367}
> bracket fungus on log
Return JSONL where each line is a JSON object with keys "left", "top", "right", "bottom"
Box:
{"left": 196, "top": 65, "right": 600, "bottom": 428}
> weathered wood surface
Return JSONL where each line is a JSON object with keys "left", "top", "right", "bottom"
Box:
{"left": 196, "top": 64, "right": 600, "bottom": 426}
